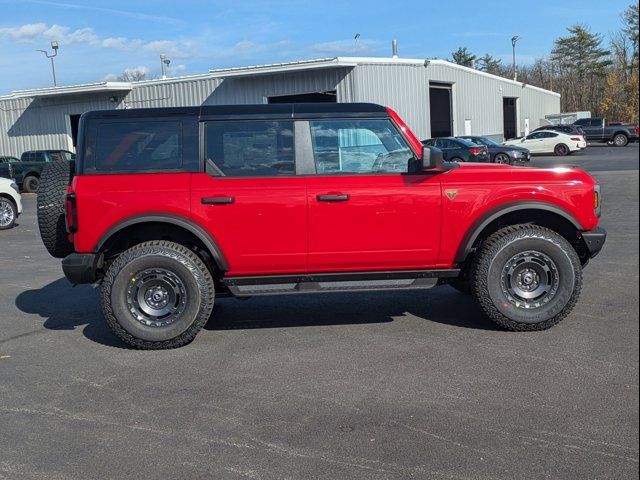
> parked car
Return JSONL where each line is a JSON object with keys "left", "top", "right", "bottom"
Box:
{"left": 422, "top": 137, "right": 490, "bottom": 162}
{"left": 0, "top": 177, "right": 22, "bottom": 229}
{"left": 0, "top": 150, "right": 75, "bottom": 193}
{"left": 36, "top": 103, "right": 605, "bottom": 349}
{"left": 458, "top": 136, "right": 530, "bottom": 165}
{"left": 0, "top": 156, "right": 20, "bottom": 163}
{"left": 573, "top": 117, "right": 639, "bottom": 146}
{"left": 504, "top": 130, "right": 585, "bottom": 156}
{"left": 532, "top": 124, "right": 587, "bottom": 140}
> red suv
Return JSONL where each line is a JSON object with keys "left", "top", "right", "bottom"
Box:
{"left": 37, "top": 103, "right": 606, "bottom": 349}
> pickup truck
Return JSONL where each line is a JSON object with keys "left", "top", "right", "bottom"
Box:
{"left": 0, "top": 150, "right": 75, "bottom": 192}
{"left": 573, "top": 117, "right": 639, "bottom": 146}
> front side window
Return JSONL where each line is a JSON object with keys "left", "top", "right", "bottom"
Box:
{"left": 310, "top": 119, "right": 414, "bottom": 174}
{"left": 93, "top": 121, "right": 182, "bottom": 171}
{"left": 205, "top": 121, "right": 294, "bottom": 177}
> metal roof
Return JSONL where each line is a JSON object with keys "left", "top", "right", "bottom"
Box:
{"left": 9, "top": 81, "right": 132, "bottom": 99}
{"left": 2, "top": 56, "right": 559, "bottom": 100}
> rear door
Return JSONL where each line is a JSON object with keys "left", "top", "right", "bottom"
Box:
{"left": 190, "top": 120, "right": 308, "bottom": 276}
{"left": 304, "top": 118, "right": 442, "bottom": 272}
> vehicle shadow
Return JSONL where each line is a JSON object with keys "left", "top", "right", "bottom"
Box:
{"left": 14, "top": 278, "right": 498, "bottom": 348}
{"left": 207, "top": 287, "right": 498, "bottom": 331}
{"left": 14, "top": 278, "right": 130, "bottom": 349}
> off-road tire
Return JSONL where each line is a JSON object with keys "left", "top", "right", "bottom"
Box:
{"left": 554, "top": 143, "right": 569, "bottom": 156}
{"left": 613, "top": 133, "right": 628, "bottom": 147}
{"left": 101, "top": 241, "right": 215, "bottom": 349}
{"left": 23, "top": 175, "right": 40, "bottom": 193}
{"left": 470, "top": 225, "right": 582, "bottom": 331}
{"left": 37, "top": 161, "right": 74, "bottom": 258}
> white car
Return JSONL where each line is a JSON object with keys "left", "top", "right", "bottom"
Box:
{"left": 504, "top": 130, "right": 585, "bottom": 156}
{"left": 0, "top": 177, "right": 22, "bottom": 230}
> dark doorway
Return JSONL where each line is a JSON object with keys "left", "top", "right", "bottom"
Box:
{"left": 69, "top": 114, "right": 81, "bottom": 149}
{"left": 268, "top": 91, "right": 337, "bottom": 103}
{"left": 429, "top": 83, "right": 452, "bottom": 138}
{"left": 503, "top": 98, "right": 517, "bottom": 140}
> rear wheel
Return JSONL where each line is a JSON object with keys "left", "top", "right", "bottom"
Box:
{"left": 450, "top": 157, "right": 463, "bottom": 163}
{"left": 613, "top": 134, "right": 628, "bottom": 147}
{"left": 554, "top": 143, "right": 569, "bottom": 156}
{"left": 0, "top": 198, "right": 17, "bottom": 230}
{"left": 101, "top": 241, "right": 215, "bottom": 349}
{"left": 494, "top": 153, "right": 511, "bottom": 164}
{"left": 470, "top": 225, "right": 582, "bottom": 331}
{"left": 23, "top": 175, "right": 39, "bottom": 193}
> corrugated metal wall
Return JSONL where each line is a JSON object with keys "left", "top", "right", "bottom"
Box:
{"left": 0, "top": 62, "right": 560, "bottom": 158}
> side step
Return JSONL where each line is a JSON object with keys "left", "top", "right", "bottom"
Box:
{"left": 222, "top": 269, "right": 460, "bottom": 297}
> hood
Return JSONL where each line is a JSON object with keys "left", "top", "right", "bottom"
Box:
{"left": 451, "top": 162, "right": 595, "bottom": 184}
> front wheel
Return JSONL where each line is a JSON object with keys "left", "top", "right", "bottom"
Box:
{"left": 101, "top": 241, "right": 215, "bottom": 349}
{"left": 0, "top": 198, "right": 17, "bottom": 230}
{"left": 23, "top": 175, "right": 39, "bottom": 193}
{"left": 494, "top": 153, "right": 511, "bottom": 165}
{"left": 470, "top": 225, "right": 582, "bottom": 331}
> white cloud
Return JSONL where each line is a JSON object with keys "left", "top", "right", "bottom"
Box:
{"left": 0, "top": 23, "right": 48, "bottom": 43}
{"left": 234, "top": 40, "right": 257, "bottom": 51}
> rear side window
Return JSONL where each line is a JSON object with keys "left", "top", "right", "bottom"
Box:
{"left": 205, "top": 121, "right": 295, "bottom": 177}
{"left": 91, "top": 121, "right": 182, "bottom": 172}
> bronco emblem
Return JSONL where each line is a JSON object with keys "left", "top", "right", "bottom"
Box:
{"left": 445, "top": 189, "right": 458, "bottom": 200}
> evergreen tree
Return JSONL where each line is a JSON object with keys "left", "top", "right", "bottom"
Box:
{"left": 450, "top": 47, "right": 477, "bottom": 67}
{"left": 477, "top": 54, "right": 505, "bottom": 75}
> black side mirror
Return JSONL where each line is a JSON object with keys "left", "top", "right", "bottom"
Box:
{"left": 422, "top": 145, "right": 445, "bottom": 170}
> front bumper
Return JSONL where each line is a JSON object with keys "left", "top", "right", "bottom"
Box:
{"left": 62, "top": 253, "right": 103, "bottom": 284}
{"left": 582, "top": 227, "right": 607, "bottom": 259}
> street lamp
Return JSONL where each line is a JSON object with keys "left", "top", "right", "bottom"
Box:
{"left": 37, "top": 41, "right": 59, "bottom": 86}
{"left": 160, "top": 53, "right": 171, "bottom": 79}
{"left": 511, "top": 35, "right": 520, "bottom": 81}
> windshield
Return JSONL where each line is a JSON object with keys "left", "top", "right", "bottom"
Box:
{"left": 476, "top": 137, "right": 501, "bottom": 147}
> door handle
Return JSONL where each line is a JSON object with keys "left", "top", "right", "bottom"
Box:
{"left": 317, "top": 194, "right": 349, "bottom": 202}
{"left": 201, "top": 196, "right": 234, "bottom": 205}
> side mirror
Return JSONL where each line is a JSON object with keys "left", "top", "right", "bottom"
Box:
{"left": 521, "top": 138, "right": 526, "bottom": 142}
{"left": 422, "top": 145, "right": 445, "bottom": 170}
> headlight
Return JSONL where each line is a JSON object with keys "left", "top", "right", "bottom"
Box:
{"left": 9, "top": 182, "right": 19, "bottom": 193}
{"left": 594, "top": 184, "right": 601, "bottom": 218}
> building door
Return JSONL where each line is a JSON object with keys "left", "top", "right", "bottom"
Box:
{"left": 429, "top": 83, "right": 453, "bottom": 138}
{"left": 503, "top": 98, "right": 517, "bottom": 140}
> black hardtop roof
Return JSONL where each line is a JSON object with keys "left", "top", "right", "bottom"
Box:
{"left": 82, "top": 103, "right": 388, "bottom": 120}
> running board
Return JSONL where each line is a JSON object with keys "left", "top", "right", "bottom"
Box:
{"left": 222, "top": 269, "right": 460, "bottom": 297}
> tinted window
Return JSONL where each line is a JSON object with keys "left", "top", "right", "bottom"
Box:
{"left": 590, "top": 118, "right": 602, "bottom": 127}
{"left": 205, "top": 121, "right": 294, "bottom": 177}
{"left": 526, "top": 133, "right": 543, "bottom": 140}
{"left": 32, "top": 152, "right": 46, "bottom": 162}
{"left": 310, "top": 119, "right": 413, "bottom": 174}
{"left": 542, "top": 132, "right": 559, "bottom": 138}
{"left": 92, "top": 121, "right": 182, "bottom": 171}
{"left": 574, "top": 119, "right": 589, "bottom": 126}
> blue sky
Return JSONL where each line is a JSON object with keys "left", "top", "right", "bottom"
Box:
{"left": 0, "top": 0, "right": 631, "bottom": 94}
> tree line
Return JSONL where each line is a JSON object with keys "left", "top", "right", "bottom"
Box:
{"left": 449, "top": 3, "right": 639, "bottom": 124}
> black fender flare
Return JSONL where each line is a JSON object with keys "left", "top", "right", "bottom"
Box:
{"left": 454, "top": 202, "right": 584, "bottom": 264}
{"left": 95, "top": 214, "right": 229, "bottom": 271}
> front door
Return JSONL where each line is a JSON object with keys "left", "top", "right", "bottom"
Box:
{"left": 191, "top": 120, "right": 307, "bottom": 276}
{"left": 521, "top": 132, "right": 546, "bottom": 153}
{"left": 304, "top": 118, "right": 442, "bottom": 272}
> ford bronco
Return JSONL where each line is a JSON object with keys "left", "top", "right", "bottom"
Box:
{"left": 36, "top": 103, "right": 606, "bottom": 349}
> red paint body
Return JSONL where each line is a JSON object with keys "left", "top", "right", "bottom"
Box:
{"left": 70, "top": 110, "right": 600, "bottom": 277}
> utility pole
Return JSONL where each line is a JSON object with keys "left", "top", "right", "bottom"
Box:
{"left": 160, "top": 53, "right": 171, "bottom": 79}
{"left": 37, "top": 41, "right": 59, "bottom": 86}
{"left": 511, "top": 35, "right": 520, "bottom": 81}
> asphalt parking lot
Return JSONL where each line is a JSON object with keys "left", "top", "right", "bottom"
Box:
{"left": 1, "top": 145, "right": 638, "bottom": 479}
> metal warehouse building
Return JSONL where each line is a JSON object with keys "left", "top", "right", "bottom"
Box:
{"left": 0, "top": 56, "right": 560, "bottom": 157}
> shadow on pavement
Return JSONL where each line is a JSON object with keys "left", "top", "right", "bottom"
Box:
{"left": 14, "top": 278, "right": 498, "bottom": 347}
{"left": 15, "top": 278, "right": 129, "bottom": 348}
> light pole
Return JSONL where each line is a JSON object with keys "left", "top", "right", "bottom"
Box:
{"left": 160, "top": 53, "right": 171, "bottom": 79}
{"left": 511, "top": 35, "right": 520, "bottom": 81}
{"left": 37, "top": 41, "right": 59, "bottom": 86}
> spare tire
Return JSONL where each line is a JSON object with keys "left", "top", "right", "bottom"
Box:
{"left": 37, "top": 160, "right": 74, "bottom": 258}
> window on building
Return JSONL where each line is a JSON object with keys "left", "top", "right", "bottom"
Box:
{"left": 93, "top": 121, "right": 182, "bottom": 171}
{"left": 205, "top": 121, "right": 295, "bottom": 177}
{"left": 309, "top": 119, "right": 414, "bottom": 174}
